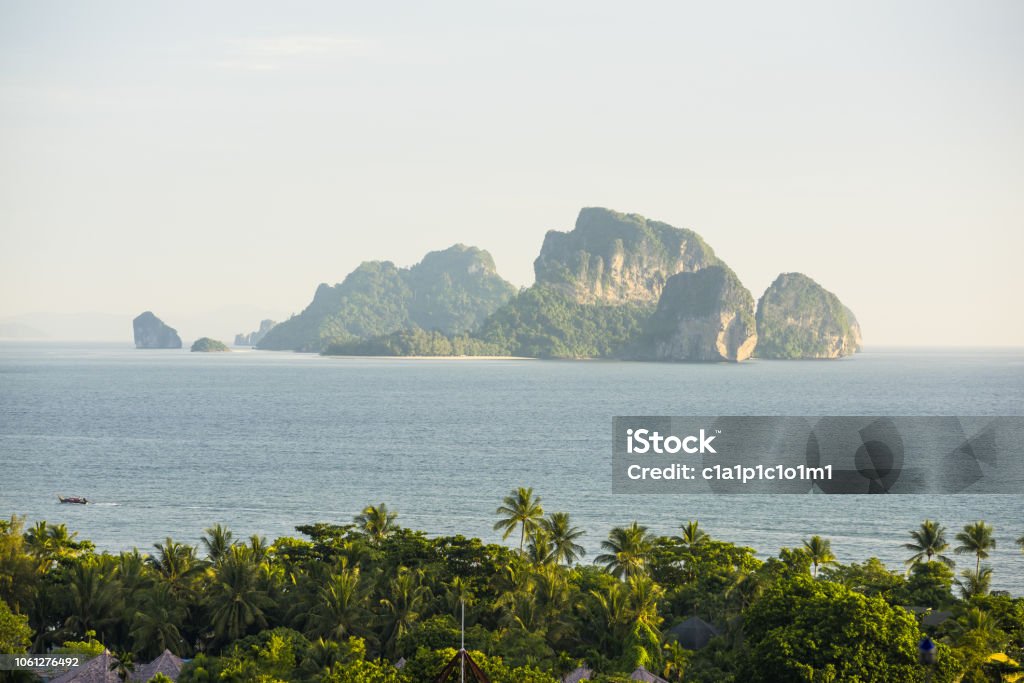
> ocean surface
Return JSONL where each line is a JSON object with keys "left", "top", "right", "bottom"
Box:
{"left": 1, "top": 342, "right": 1023, "bottom": 593}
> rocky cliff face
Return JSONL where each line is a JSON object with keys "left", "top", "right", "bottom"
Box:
{"left": 755, "top": 273, "right": 861, "bottom": 359}
{"left": 633, "top": 266, "right": 757, "bottom": 362}
{"left": 533, "top": 207, "right": 719, "bottom": 304}
{"left": 844, "top": 306, "right": 863, "bottom": 350}
{"left": 132, "top": 312, "right": 182, "bottom": 349}
{"left": 234, "top": 319, "right": 276, "bottom": 346}
{"left": 258, "top": 244, "right": 516, "bottom": 352}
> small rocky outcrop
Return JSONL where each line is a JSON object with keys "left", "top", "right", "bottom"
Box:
{"left": 190, "top": 337, "right": 230, "bottom": 352}
{"left": 755, "top": 273, "right": 861, "bottom": 359}
{"left": 534, "top": 207, "right": 720, "bottom": 305}
{"left": 234, "top": 319, "right": 276, "bottom": 346}
{"left": 132, "top": 312, "right": 182, "bottom": 349}
{"left": 634, "top": 266, "right": 757, "bottom": 362}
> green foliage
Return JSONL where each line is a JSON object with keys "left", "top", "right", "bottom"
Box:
{"left": 53, "top": 630, "right": 106, "bottom": 656}
{"left": 323, "top": 328, "right": 505, "bottom": 357}
{"left": 478, "top": 284, "right": 653, "bottom": 358}
{"left": 178, "top": 654, "right": 224, "bottom": 683}
{"left": 820, "top": 557, "right": 905, "bottom": 600}
{"left": 10, "top": 511, "right": 1019, "bottom": 683}
{"left": 897, "top": 561, "right": 956, "bottom": 609}
{"left": 0, "top": 598, "right": 32, "bottom": 653}
{"left": 218, "top": 628, "right": 308, "bottom": 682}
{"left": 738, "top": 575, "right": 927, "bottom": 682}
{"left": 189, "top": 337, "right": 230, "bottom": 352}
{"left": 259, "top": 246, "right": 516, "bottom": 352}
{"left": 403, "top": 647, "right": 558, "bottom": 683}
{"left": 0, "top": 515, "right": 37, "bottom": 615}
{"left": 319, "top": 658, "right": 404, "bottom": 683}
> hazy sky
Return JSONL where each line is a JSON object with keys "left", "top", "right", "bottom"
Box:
{"left": 1, "top": 1, "right": 1022, "bottom": 345}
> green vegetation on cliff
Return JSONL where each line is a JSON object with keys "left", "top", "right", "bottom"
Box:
{"left": 534, "top": 207, "right": 719, "bottom": 304}
{"left": 259, "top": 209, "right": 865, "bottom": 361}
{"left": 258, "top": 245, "right": 515, "bottom": 352}
{"left": 755, "top": 273, "right": 861, "bottom": 359}
{"left": 324, "top": 328, "right": 506, "bottom": 357}
{"left": 190, "top": 337, "right": 230, "bottom": 352}
{"left": 476, "top": 285, "right": 653, "bottom": 359}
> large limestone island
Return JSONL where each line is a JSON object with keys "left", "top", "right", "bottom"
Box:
{"left": 265, "top": 207, "right": 861, "bottom": 362}
{"left": 258, "top": 244, "right": 516, "bottom": 352}
{"left": 132, "top": 311, "right": 182, "bottom": 349}
{"left": 755, "top": 272, "right": 862, "bottom": 359}
{"left": 191, "top": 337, "right": 230, "bottom": 352}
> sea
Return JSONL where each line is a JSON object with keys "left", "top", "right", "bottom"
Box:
{"left": 1, "top": 342, "right": 1023, "bottom": 594}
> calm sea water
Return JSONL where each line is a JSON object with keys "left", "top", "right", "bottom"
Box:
{"left": 1, "top": 342, "right": 1023, "bottom": 593}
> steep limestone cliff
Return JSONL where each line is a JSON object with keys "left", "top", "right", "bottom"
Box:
{"left": 533, "top": 207, "right": 719, "bottom": 304}
{"left": 132, "top": 312, "right": 182, "bottom": 349}
{"left": 755, "top": 273, "right": 861, "bottom": 359}
{"left": 632, "top": 266, "right": 757, "bottom": 362}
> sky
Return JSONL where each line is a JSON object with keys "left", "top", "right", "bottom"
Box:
{"left": 1, "top": 1, "right": 1022, "bottom": 345}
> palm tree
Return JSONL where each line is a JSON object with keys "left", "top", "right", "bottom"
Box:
{"left": 954, "top": 521, "right": 996, "bottom": 576}
{"left": 129, "top": 583, "right": 187, "bottom": 658}
{"left": 378, "top": 567, "right": 430, "bottom": 658}
{"left": 443, "top": 576, "right": 475, "bottom": 622}
{"left": 25, "top": 522, "right": 85, "bottom": 567}
{"left": 674, "top": 520, "right": 709, "bottom": 548}
{"left": 148, "top": 538, "right": 203, "bottom": 596}
{"left": 114, "top": 549, "right": 153, "bottom": 597}
{"left": 802, "top": 536, "right": 836, "bottom": 578}
{"left": 200, "top": 524, "right": 233, "bottom": 564}
{"left": 904, "top": 520, "right": 954, "bottom": 568}
{"left": 623, "top": 575, "right": 665, "bottom": 672}
{"left": 247, "top": 535, "right": 269, "bottom": 564}
{"left": 493, "top": 487, "right": 544, "bottom": 553}
{"left": 955, "top": 565, "right": 993, "bottom": 600}
{"left": 0, "top": 515, "right": 41, "bottom": 613}
{"left": 587, "top": 581, "right": 632, "bottom": 651}
{"left": 594, "top": 522, "right": 655, "bottom": 579}
{"left": 304, "top": 565, "right": 369, "bottom": 641}
{"left": 526, "top": 527, "right": 554, "bottom": 565}
{"left": 64, "top": 561, "right": 123, "bottom": 643}
{"left": 951, "top": 606, "right": 1006, "bottom": 650}
{"left": 353, "top": 504, "right": 399, "bottom": 541}
{"left": 540, "top": 512, "right": 586, "bottom": 565}
{"left": 205, "top": 546, "right": 271, "bottom": 645}
{"left": 726, "top": 568, "right": 768, "bottom": 613}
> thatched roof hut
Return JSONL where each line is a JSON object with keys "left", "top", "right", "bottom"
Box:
{"left": 50, "top": 651, "right": 121, "bottom": 683}
{"left": 563, "top": 665, "right": 594, "bottom": 682}
{"left": 630, "top": 666, "right": 669, "bottom": 682}
{"left": 665, "top": 615, "right": 720, "bottom": 650}
{"left": 131, "top": 649, "right": 185, "bottom": 682}
{"left": 435, "top": 649, "right": 490, "bottom": 682}
{"left": 922, "top": 610, "right": 953, "bottom": 628}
